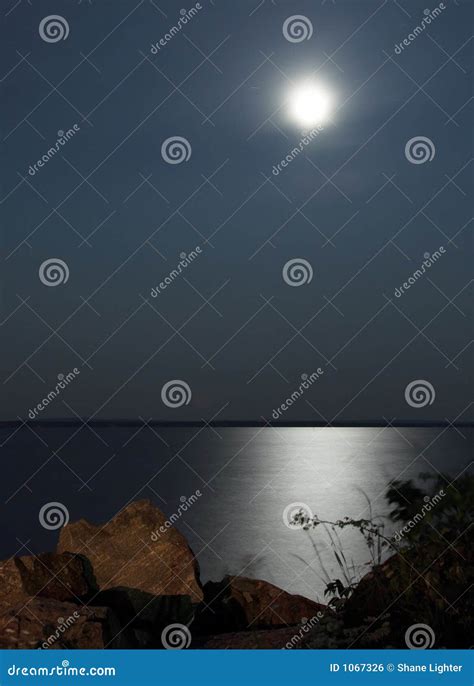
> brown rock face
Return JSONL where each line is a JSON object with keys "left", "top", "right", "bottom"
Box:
{"left": 57, "top": 500, "right": 203, "bottom": 602}
{"left": 0, "top": 553, "right": 97, "bottom": 615}
{"left": 0, "top": 598, "right": 125, "bottom": 649}
{"left": 198, "top": 576, "right": 326, "bottom": 632}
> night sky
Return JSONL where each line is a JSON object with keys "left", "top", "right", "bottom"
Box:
{"left": 1, "top": 0, "right": 472, "bottom": 423}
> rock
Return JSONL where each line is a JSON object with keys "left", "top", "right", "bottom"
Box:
{"left": 57, "top": 500, "right": 203, "bottom": 603}
{"left": 345, "top": 547, "right": 468, "bottom": 626}
{"left": 0, "top": 598, "right": 127, "bottom": 649}
{"left": 198, "top": 626, "right": 310, "bottom": 649}
{"left": 344, "top": 545, "right": 473, "bottom": 648}
{"left": 196, "top": 575, "right": 327, "bottom": 633}
{"left": 343, "top": 558, "right": 395, "bottom": 627}
{"left": 94, "top": 589, "right": 195, "bottom": 648}
{"left": 0, "top": 553, "right": 97, "bottom": 614}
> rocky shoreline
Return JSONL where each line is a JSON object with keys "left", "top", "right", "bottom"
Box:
{"left": 1, "top": 498, "right": 470, "bottom": 649}
{"left": 0, "top": 500, "right": 326, "bottom": 649}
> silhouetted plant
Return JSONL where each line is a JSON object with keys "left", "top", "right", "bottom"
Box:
{"left": 290, "top": 472, "right": 473, "bottom": 647}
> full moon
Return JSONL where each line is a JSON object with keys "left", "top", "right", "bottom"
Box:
{"left": 289, "top": 83, "right": 332, "bottom": 127}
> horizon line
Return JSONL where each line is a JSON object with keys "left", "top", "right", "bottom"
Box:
{"left": 1, "top": 419, "right": 472, "bottom": 428}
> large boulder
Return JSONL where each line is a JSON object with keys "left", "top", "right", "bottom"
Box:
{"left": 196, "top": 575, "right": 326, "bottom": 633}
{"left": 0, "top": 553, "right": 97, "bottom": 614}
{"left": 0, "top": 598, "right": 126, "bottom": 649}
{"left": 57, "top": 500, "right": 203, "bottom": 603}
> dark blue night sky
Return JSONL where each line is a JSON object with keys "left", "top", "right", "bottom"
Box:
{"left": 1, "top": 0, "right": 472, "bottom": 422}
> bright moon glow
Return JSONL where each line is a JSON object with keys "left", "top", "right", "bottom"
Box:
{"left": 289, "top": 83, "right": 332, "bottom": 127}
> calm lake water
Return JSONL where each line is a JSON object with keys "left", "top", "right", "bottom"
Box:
{"left": 2, "top": 426, "right": 471, "bottom": 602}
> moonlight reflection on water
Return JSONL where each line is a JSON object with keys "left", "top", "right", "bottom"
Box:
{"left": 1, "top": 426, "right": 471, "bottom": 602}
